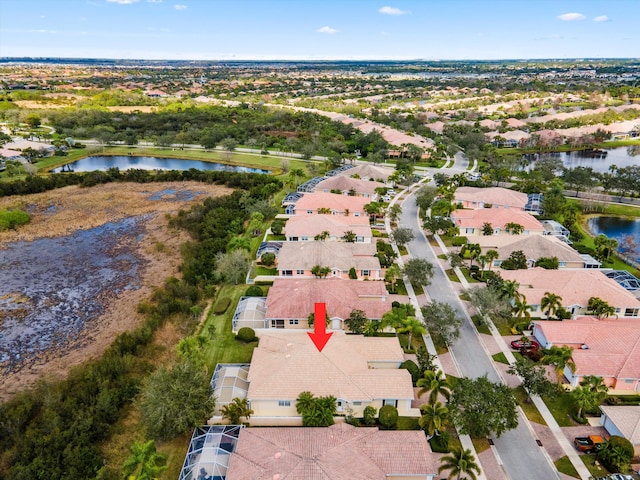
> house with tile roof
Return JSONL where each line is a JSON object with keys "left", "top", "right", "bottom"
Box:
{"left": 226, "top": 423, "right": 440, "bottom": 479}
{"left": 336, "top": 163, "right": 394, "bottom": 182}
{"left": 501, "top": 268, "right": 640, "bottom": 319}
{"left": 313, "top": 176, "right": 383, "bottom": 199}
{"left": 474, "top": 234, "right": 596, "bottom": 269}
{"left": 289, "top": 192, "right": 371, "bottom": 217}
{"left": 277, "top": 241, "right": 381, "bottom": 280}
{"left": 245, "top": 331, "right": 419, "bottom": 420}
{"left": 599, "top": 406, "right": 640, "bottom": 454}
{"left": 532, "top": 318, "right": 640, "bottom": 391}
{"left": 284, "top": 214, "right": 372, "bottom": 243}
{"left": 453, "top": 186, "right": 528, "bottom": 210}
{"left": 264, "top": 277, "right": 390, "bottom": 330}
{"left": 451, "top": 208, "right": 545, "bottom": 237}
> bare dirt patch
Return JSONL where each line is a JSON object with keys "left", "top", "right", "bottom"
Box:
{"left": 0, "top": 182, "right": 231, "bottom": 400}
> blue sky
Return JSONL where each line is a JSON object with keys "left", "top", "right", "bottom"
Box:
{"left": 0, "top": 0, "right": 638, "bottom": 60}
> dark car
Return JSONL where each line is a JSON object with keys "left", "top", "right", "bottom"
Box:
{"left": 510, "top": 339, "right": 540, "bottom": 350}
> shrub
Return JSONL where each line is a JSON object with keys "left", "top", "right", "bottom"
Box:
{"left": 0, "top": 209, "right": 31, "bottom": 231}
{"left": 363, "top": 405, "right": 377, "bottom": 426}
{"left": 260, "top": 252, "right": 276, "bottom": 266}
{"left": 451, "top": 236, "right": 468, "bottom": 247}
{"left": 401, "top": 360, "right": 421, "bottom": 385}
{"left": 213, "top": 297, "right": 231, "bottom": 314}
{"left": 428, "top": 431, "right": 451, "bottom": 453}
{"left": 348, "top": 267, "right": 357, "bottom": 279}
{"left": 236, "top": 327, "right": 256, "bottom": 343}
{"left": 378, "top": 404, "right": 399, "bottom": 430}
{"left": 245, "top": 285, "right": 263, "bottom": 297}
{"left": 270, "top": 220, "right": 284, "bottom": 236}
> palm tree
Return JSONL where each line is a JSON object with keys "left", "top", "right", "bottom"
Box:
{"left": 438, "top": 448, "right": 482, "bottom": 480}
{"left": 122, "top": 440, "right": 167, "bottom": 480}
{"left": 397, "top": 317, "right": 426, "bottom": 350}
{"left": 500, "top": 280, "right": 522, "bottom": 302}
{"left": 462, "top": 243, "right": 481, "bottom": 268}
{"left": 505, "top": 222, "right": 524, "bottom": 235}
{"left": 572, "top": 385, "right": 596, "bottom": 419}
{"left": 417, "top": 370, "right": 451, "bottom": 404}
{"left": 512, "top": 297, "right": 533, "bottom": 321}
{"left": 221, "top": 397, "right": 254, "bottom": 425}
{"left": 541, "top": 345, "right": 575, "bottom": 384}
{"left": 485, "top": 249, "right": 499, "bottom": 271}
{"left": 384, "top": 264, "right": 401, "bottom": 293}
{"left": 419, "top": 401, "right": 449, "bottom": 438}
{"left": 296, "top": 391, "right": 316, "bottom": 415}
{"left": 541, "top": 292, "right": 563, "bottom": 320}
{"left": 363, "top": 319, "right": 382, "bottom": 337}
{"left": 580, "top": 375, "right": 608, "bottom": 404}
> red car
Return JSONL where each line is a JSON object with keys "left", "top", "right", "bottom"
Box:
{"left": 510, "top": 339, "right": 540, "bottom": 350}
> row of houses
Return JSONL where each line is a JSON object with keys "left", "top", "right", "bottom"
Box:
{"left": 180, "top": 166, "right": 444, "bottom": 479}
{"left": 453, "top": 186, "right": 640, "bottom": 397}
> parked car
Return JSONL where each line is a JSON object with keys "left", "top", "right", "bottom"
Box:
{"left": 574, "top": 435, "right": 607, "bottom": 453}
{"left": 510, "top": 339, "right": 540, "bottom": 350}
{"left": 607, "top": 474, "right": 634, "bottom": 480}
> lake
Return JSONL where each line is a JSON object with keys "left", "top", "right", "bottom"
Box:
{"left": 587, "top": 216, "right": 640, "bottom": 262}
{"left": 52, "top": 155, "right": 271, "bottom": 174}
{"left": 523, "top": 145, "right": 640, "bottom": 174}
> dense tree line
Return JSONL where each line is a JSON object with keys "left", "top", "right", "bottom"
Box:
{"left": 46, "top": 105, "right": 390, "bottom": 158}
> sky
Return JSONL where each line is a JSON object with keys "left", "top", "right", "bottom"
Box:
{"left": 0, "top": 0, "right": 638, "bottom": 61}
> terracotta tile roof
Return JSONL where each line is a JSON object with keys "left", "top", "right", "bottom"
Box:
{"left": 475, "top": 234, "right": 585, "bottom": 264}
{"left": 314, "top": 176, "right": 383, "bottom": 196}
{"left": 265, "top": 277, "right": 390, "bottom": 321}
{"left": 336, "top": 164, "right": 394, "bottom": 182}
{"left": 293, "top": 192, "right": 371, "bottom": 214}
{"left": 505, "top": 117, "right": 527, "bottom": 128}
{"left": 454, "top": 186, "right": 528, "bottom": 209}
{"left": 227, "top": 424, "right": 439, "bottom": 479}
{"left": 247, "top": 331, "right": 412, "bottom": 402}
{"left": 600, "top": 406, "right": 640, "bottom": 445}
{"left": 534, "top": 318, "right": 640, "bottom": 379}
{"left": 277, "top": 242, "right": 380, "bottom": 271}
{"left": 501, "top": 268, "right": 640, "bottom": 311}
{"left": 284, "top": 215, "right": 371, "bottom": 239}
{"left": 451, "top": 208, "right": 544, "bottom": 232}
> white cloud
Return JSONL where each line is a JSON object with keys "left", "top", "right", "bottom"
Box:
{"left": 174, "top": 4, "right": 187, "bottom": 9}
{"left": 147, "top": 0, "right": 162, "bottom": 2}
{"left": 557, "top": 12, "right": 586, "bottom": 21}
{"left": 317, "top": 26, "right": 337, "bottom": 34}
{"left": 593, "top": 15, "right": 609, "bottom": 22}
{"left": 379, "top": 6, "right": 410, "bottom": 16}
{"left": 105, "top": 0, "right": 139, "bottom": 4}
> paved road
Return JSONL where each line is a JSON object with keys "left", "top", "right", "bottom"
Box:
{"left": 400, "top": 194, "right": 560, "bottom": 480}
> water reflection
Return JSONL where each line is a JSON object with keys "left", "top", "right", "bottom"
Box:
{"left": 53, "top": 155, "right": 271, "bottom": 174}
{"left": 522, "top": 146, "right": 638, "bottom": 173}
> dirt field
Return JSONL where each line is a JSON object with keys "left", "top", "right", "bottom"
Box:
{"left": 0, "top": 182, "right": 232, "bottom": 400}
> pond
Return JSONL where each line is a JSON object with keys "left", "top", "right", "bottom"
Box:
{"left": 587, "top": 216, "right": 640, "bottom": 263}
{"left": 52, "top": 155, "right": 271, "bottom": 174}
{"left": 523, "top": 145, "right": 640, "bottom": 174}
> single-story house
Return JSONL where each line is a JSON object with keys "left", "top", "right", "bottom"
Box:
{"left": 501, "top": 268, "right": 640, "bottom": 319}
{"left": 284, "top": 214, "right": 372, "bottom": 243}
{"left": 313, "top": 175, "right": 383, "bottom": 199}
{"left": 277, "top": 241, "right": 381, "bottom": 280}
{"left": 264, "top": 277, "right": 391, "bottom": 330}
{"left": 288, "top": 192, "right": 371, "bottom": 217}
{"left": 474, "top": 234, "right": 598, "bottom": 269}
{"left": 532, "top": 318, "right": 640, "bottom": 391}
{"left": 336, "top": 163, "right": 394, "bottom": 183}
{"left": 453, "top": 186, "right": 528, "bottom": 210}
{"left": 599, "top": 406, "right": 640, "bottom": 455}
{"left": 226, "top": 423, "right": 440, "bottom": 479}
{"left": 0, "top": 147, "right": 24, "bottom": 161}
{"left": 245, "top": 331, "right": 419, "bottom": 419}
{"left": 451, "top": 208, "right": 545, "bottom": 236}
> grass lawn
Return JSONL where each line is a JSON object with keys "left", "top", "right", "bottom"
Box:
{"left": 541, "top": 390, "right": 577, "bottom": 427}
{"left": 445, "top": 268, "right": 460, "bottom": 283}
{"left": 512, "top": 386, "right": 547, "bottom": 425}
{"left": 398, "top": 331, "right": 427, "bottom": 354}
{"left": 492, "top": 352, "right": 509, "bottom": 364}
{"left": 555, "top": 455, "right": 580, "bottom": 479}
{"left": 471, "top": 314, "right": 491, "bottom": 335}
{"left": 254, "top": 266, "right": 277, "bottom": 276}
{"left": 397, "top": 416, "right": 420, "bottom": 430}
{"left": 200, "top": 284, "right": 259, "bottom": 373}
{"left": 471, "top": 436, "right": 491, "bottom": 454}
{"left": 581, "top": 452, "right": 610, "bottom": 478}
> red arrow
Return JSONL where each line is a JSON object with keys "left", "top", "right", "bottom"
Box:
{"left": 308, "top": 302, "right": 333, "bottom": 352}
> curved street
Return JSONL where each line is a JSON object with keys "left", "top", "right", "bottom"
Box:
{"left": 399, "top": 189, "right": 561, "bottom": 480}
